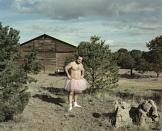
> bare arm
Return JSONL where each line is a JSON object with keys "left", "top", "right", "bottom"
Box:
{"left": 65, "top": 62, "right": 72, "bottom": 79}
{"left": 81, "top": 64, "right": 85, "bottom": 78}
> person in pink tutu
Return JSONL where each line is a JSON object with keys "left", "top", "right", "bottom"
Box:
{"left": 64, "top": 56, "right": 87, "bottom": 111}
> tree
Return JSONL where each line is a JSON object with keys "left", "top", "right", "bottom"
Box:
{"left": 130, "top": 49, "right": 142, "bottom": 62}
{"left": 135, "top": 51, "right": 150, "bottom": 73}
{"left": 0, "top": 22, "right": 36, "bottom": 121}
{"left": 130, "top": 49, "right": 143, "bottom": 73}
{"left": 22, "top": 49, "right": 41, "bottom": 74}
{"left": 77, "top": 36, "right": 118, "bottom": 93}
{"left": 146, "top": 35, "right": 162, "bottom": 77}
{"left": 116, "top": 48, "right": 143, "bottom": 76}
{"left": 116, "top": 48, "right": 135, "bottom": 76}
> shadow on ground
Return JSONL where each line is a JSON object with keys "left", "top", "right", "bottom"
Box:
{"left": 33, "top": 94, "right": 65, "bottom": 107}
{"left": 92, "top": 112, "right": 116, "bottom": 127}
{"left": 119, "top": 73, "right": 155, "bottom": 79}
{"left": 41, "top": 87, "right": 68, "bottom": 96}
{"left": 150, "top": 89, "right": 162, "bottom": 93}
{"left": 48, "top": 72, "right": 66, "bottom": 76}
{"left": 116, "top": 90, "right": 162, "bottom": 106}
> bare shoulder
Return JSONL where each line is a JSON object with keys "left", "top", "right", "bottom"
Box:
{"left": 80, "top": 63, "right": 84, "bottom": 68}
{"left": 70, "top": 61, "right": 76, "bottom": 65}
{"left": 65, "top": 61, "right": 74, "bottom": 68}
{"left": 67, "top": 61, "right": 76, "bottom": 66}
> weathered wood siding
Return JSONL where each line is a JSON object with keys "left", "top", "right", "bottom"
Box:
{"left": 56, "top": 41, "right": 76, "bottom": 53}
{"left": 20, "top": 34, "right": 76, "bottom": 72}
{"left": 56, "top": 53, "right": 74, "bottom": 69}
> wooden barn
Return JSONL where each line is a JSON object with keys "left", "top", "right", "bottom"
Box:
{"left": 19, "top": 34, "right": 76, "bottom": 72}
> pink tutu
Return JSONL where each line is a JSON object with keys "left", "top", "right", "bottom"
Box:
{"left": 64, "top": 78, "right": 88, "bottom": 93}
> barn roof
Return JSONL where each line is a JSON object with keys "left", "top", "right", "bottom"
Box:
{"left": 20, "top": 34, "right": 76, "bottom": 48}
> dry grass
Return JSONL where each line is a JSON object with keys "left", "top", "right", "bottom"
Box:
{"left": 118, "top": 78, "right": 162, "bottom": 90}
{"left": 0, "top": 70, "right": 161, "bottom": 131}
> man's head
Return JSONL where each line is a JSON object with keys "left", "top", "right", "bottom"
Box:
{"left": 76, "top": 56, "right": 83, "bottom": 64}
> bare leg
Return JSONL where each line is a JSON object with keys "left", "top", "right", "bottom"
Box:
{"left": 74, "top": 93, "right": 81, "bottom": 107}
{"left": 68, "top": 91, "right": 74, "bottom": 111}
{"left": 74, "top": 93, "right": 78, "bottom": 102}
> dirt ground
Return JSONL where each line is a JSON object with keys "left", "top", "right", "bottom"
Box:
{"left": 0, "top": 71, "right": 162, "bottom": 131}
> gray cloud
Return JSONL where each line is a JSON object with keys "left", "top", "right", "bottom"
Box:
{"left": 4, "top": 0, "right": 162, "bottom": 51}
{"left": 31, "top": 24, "right": 80, "bottom": 33}
{"left": 13, "top": 0, "right": 162, "bottom": 20}
{"left": 109, "top": 41, "right": 148, "bottom": 51}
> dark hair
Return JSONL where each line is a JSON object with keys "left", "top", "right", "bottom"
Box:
{"left": 75, "top": 55, "right": 83, "bottom": 59}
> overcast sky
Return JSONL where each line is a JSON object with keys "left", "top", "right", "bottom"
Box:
{"left": 0, "top": 0, "right": 162, "bottom": 51}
